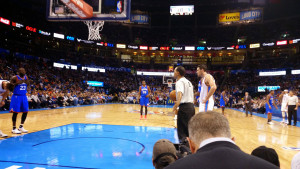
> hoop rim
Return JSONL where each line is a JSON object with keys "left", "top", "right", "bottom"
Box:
{"left": 167, "top": 82, "right": 173, "bottom": 87}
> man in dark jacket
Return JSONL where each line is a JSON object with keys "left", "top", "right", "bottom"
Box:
{"left": 166, "top": 111, "right": 279, "bottom": 169}
{"left": 244, "top": 92, "right": 253, "bottom": 117}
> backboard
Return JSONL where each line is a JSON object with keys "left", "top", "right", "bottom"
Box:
{"left": 163, "top": 73, "right": 175, "bottom": 85}
{"left": 47, "top": 0, "right": 131, "bottom": 21}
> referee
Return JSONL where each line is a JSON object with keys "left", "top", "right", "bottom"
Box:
{"left": 173, "top": 66, "right": 195, "bottom": 143}
{"left": 287, "top": 90, "right": 298, "bottom": 126}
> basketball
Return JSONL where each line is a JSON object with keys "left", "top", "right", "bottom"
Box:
{"left": 170, "top": 90, "right": 176, "bottom": 101}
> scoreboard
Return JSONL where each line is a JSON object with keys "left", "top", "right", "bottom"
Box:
{"left": 170, "top": 5, "right": 194, "bottom": 16}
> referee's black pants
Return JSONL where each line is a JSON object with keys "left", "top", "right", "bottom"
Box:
{"left": 177, "top": 103, "right": 195, "bottom": 143}
{"left": 288, "top": 105, "right": 297, "bottom": 125}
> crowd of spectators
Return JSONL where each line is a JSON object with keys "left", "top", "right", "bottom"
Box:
{"left": 2, "top": 49, "right": 300, "bottom": 113}
{"left": 0, "top": 53, "right": 180, "bottom": 111}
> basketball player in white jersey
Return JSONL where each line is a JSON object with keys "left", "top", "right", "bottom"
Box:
{"left": 0, "top": 80, "right": 14, "bottom": 137}
{"left": 197, "top": 64, "right": 217, "bottom": 112}
{"left": 279, "top": 90, "right": 289, "bottom": 124}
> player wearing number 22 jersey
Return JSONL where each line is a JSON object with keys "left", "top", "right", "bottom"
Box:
{"left": 138, "top": 80, "right": 151, "bottom": 119}
{"left": 10, "top": 75, "right": 29, "bottom": 113}
{"left": 10, "top": 68, "right": 30, "bottom": 134}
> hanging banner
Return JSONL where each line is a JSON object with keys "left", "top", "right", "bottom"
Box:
{"left": 240, "top": 9, "right": 262, "bottom": 21}
{"left": 219, "top": 12, "right": 240, "bottom": 23}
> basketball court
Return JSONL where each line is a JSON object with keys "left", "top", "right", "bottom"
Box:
{"left": 0, "top": 104, "right": 299, "bottom": 169}
{"left": 0, "top": 1, "right": 299, "bottom": 168}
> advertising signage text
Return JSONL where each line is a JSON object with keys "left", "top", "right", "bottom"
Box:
{"left": 196, "top": 47, "right": 205, "bottom": 51}
{"left": 227, "top": 46, "right": 235, "bottom": 50}
{"left": 249, "top": 43, "right": 260, "bottom": 49}
{"left": 207, "top": 47, "right": 225, "bottom": 50}
{"left": 185, "top": 46, "right": 195, "bottom": 51}
{"left": 160, "top": 47, "right": 170, "bottom": 51}
{"left": 240, "top": 10, "right": 262, "bottom": 21}
{"left": 128, "top": 45, "right": 138, "bottom": 49}
{"left": 130, "top": 14, "right": 149, "bottom": 24}
{"left": 276, "top": 40, "right": 287, "bottom": 46}
{"left": 12, "top": 22, "right": 24, "bottom": 28}
{"left": 105, "top": 43, "right": 114, "bottom": 47}
{"left": 26, "top": 26, "right": 37, "bottom": 32}
{"left": 0, "top": 17, "right": 10, "bottom": 25}
{"left": 149, "top": 47, "right": 158, "bottom": 50}
{"left": 235, "top": 45, "right": 246, "bottom": 49}
{"left": 86, "top": 81, "right": 104, "bottom": 87}
{"left": 96, "top": 42, "right": 104, "bottom": 46}
{"left": 66, "top": 36, "right": 75, "bottom": 41}
{"left": 39, "top": 30, "right": 51, "bottom": 36}
{"left": 54, "top": 33, "right": 64, "bottom": 39}
{"left": 219, "top": 12, "right": 240, "bottom": 22}
{"left": 262, "top": 42, "right": 275, "bottom": 47}
{"left": 116, "top": 44, "right": 126, "bottom": 49}
{"left": 140, "top": 46, "right": 148, "bottom": 50}
{"left": 172, "top": 47, "right": 183, "bottom": 51}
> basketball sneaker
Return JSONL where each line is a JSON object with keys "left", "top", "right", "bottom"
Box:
{"left": 12, "top": 129, "right": 21, "bottom": 134}
{"left": 0, "top": 130, "right": 8, "bottom": 137}
{"left": 18, "top": 127, "right": 28, "bottom": 133}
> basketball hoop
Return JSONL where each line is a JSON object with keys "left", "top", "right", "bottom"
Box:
{"left": 167, "top": 81, "right": 173, "bottom": 88}
{"left": 84, "top": 20, "right": 105, "bottom": 40}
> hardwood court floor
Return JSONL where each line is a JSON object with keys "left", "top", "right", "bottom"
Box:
{"left": 0, "top": 104, "right": 299, "bottom": 169}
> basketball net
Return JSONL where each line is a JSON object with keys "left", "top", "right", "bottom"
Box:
{"left": 84, "top": 21, "right": 105, "bottom": 40}
{"left": 168, "top": 82, "right": 173, "bottom": 88}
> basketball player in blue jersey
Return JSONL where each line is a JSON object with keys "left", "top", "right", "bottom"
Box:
{"left": 265, "top": 90, "right": 278, "bottom": 125}
{"left": 220, "top": 90, "right": 226, "bottom": 115}
{"left": 138, "top": 80, "right": 151, "bottom": 119}
{"left": 10, "top": 68, "right": 30, "bottom": 134}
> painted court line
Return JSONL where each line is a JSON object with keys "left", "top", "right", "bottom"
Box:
{"left": 5, "top": 165, "right": 22, "bottom": 169}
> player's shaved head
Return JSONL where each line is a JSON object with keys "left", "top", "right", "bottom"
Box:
{"left": 19, "top": 68, "right": 26, "bottom": 77}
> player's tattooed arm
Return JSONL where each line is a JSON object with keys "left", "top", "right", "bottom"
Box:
{"left": 10, "top": 76, "right": 21, "bottom": 85}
